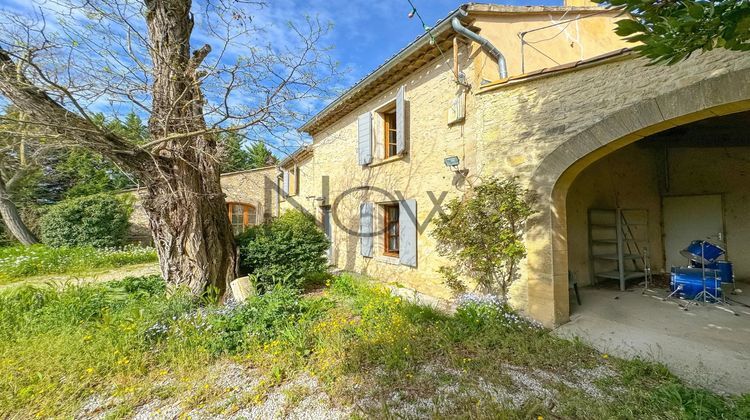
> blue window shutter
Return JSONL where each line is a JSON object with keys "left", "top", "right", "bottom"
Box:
{"left": 399, "top": 199, "right": 417, "bottom": 267}
{"left": 358, "top": 112, "right": 372, "bottom": 165}
{"left": 396, "top": 85, "right": 406, "bottom": 155}
{"left": 360, "top": 202, "right": 373, "bottom": 257}
{"left": 282, "top": 170, "right": 289, "bottom": 197}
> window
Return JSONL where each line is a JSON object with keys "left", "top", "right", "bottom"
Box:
{"left": 383, "top": 203, "right": 399, "bottom": 256}
{"left": 283, "top": 166, "right": 300, "bottom": 196}
{"left": 359, "top": 86, "right": 405, "bottom": 166}
{"left": 227, "top": 203, "right": 257, "bottom": 235}
{"left": 383, "top": 108, "right": 398, "bottom": 158}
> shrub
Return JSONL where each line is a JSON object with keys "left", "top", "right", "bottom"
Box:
{"left": 238, "top": 210, "right": 329, "bottom": 291}
{"left": 39, "top": 193, "right": 133, "bottom": 248}
{"left": 432, "top": 177, "right": 535, "bottom": 298}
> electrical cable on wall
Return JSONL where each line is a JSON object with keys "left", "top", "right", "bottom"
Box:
{"left": 404, "top": 0, "right": 462, "bottom": 82}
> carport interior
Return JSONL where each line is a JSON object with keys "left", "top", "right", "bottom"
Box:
{"left": 558, "top": 110, "right": 750, "bottom": 395}
{"left": 566, "top": 110, "right": 750, "bottom": 293}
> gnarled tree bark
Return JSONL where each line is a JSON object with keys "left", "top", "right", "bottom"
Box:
{"left": 141, "top": 0, "right": 237, "bottom": 296}
{"left": 0, "top": 176, "right": 38, "bottom": 245}
{"left": 0, "top": 0, "right": 237, "bottom": 296}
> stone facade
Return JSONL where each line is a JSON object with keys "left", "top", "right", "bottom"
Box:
{"left": 125, "top": 166, "right": 279, "bottom": 244}
{"left": 221, "top": 167, "right": 279, "bottom": 222}
{"left": 290, "top": 3, "right": 750, "bottom": 327}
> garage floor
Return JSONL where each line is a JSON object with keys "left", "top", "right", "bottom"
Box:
{"left": 554, "top": 282, "right": 750, "bottom": 395}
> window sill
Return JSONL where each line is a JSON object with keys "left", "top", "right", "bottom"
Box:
{"left": 367, "top": 154, "right": 404, "bottom": 168}
{"left": 375, "top": 255, "right": 400, "bottom": 265}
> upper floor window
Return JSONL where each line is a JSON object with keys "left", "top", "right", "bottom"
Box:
{"left": 282, "top": 166, "right": 300, "bottom": 197}
{"left": 383, "top": 107, "right": 398, "bottom": 158}
{"left": 358, "top": 85, "right": 406, "bottom": 166}
{"left": 228, "top": 202, "right": 257, "bottom": 235}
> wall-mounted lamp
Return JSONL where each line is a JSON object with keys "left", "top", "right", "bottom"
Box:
{"left": 444, "top": 156, "right": 460, "bottom": 171}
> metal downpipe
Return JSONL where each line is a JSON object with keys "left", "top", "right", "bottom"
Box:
{"left": 451, "top": 16, "right": 508, "bottom": 80}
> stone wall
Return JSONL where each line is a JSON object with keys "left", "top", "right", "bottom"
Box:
{"left": 221, "top": 167, "right": 279, "bottom": 222}
{"left": 301, "top": 46, "right": 750, "bottom": 326}
{"left": 125, "top": 166, "right": 279, "bottom": 244}
{"left": 494, "top": 49, "right": 750, "bottom": 325}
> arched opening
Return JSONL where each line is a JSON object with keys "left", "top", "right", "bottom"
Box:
{"left": 549, "top": 108, "right": 750, "bottom": 393}
{"left": 526, "top": 63, "right": 750, "bottom": 328}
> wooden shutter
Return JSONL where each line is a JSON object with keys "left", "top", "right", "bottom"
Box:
{"left": 360, "top": 202, "right": 373, "bottom": 257}
{"left": 358, "top": 112, "right": 372, "bottom": 165}
{"left": 396, "top": 85, "right": 406, "bottom": 155}
{"left": 282, "top": 170, "right": 289, "bottom": 197}
{"left": 399, "top": 199, "right": 417, "bottom": 267}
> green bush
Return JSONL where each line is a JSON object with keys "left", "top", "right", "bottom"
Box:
{"left": 0, "top": 244, "right": 157, "bottom": 284}
{"left": 238, "top": 210, "right": 329, "bottom": 292}
{"left": 39, "top": 193, "right": 133, "bottom": 248}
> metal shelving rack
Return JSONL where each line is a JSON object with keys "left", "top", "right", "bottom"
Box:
{"left": 588, "top": 208, "right": 649, "bottom": 291}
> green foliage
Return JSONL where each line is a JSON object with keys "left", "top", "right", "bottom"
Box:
{"left": 0, "top": 244, "right": 157, "bottom": 284}
{"left": 54, "top": 149, "right": 134, "bottom": 199}
{"left": 247, "top": 141, "right": 277, "bottom": 168}
{"left": 598, "top": 0, "right": 750, "bottom": 64}
{"left": 238, "top": 210, "right": 330, "bottom": 291}
{"left": 0, "top": 109, "right": 144, "bottom": 246}
{"left": 109, "top": 275, "right": 166, "bottom": 297}
{"left": 203, "top": 285, "right": 328, "bottom": 356}
{"left": 39, "top": 193, "right": 132, "bottom": 248}
{"left": 44, "top": 113, "right": 145, "bottom": 199}
{"left": 0, "top": 273, "right": 746, "bottom": 418}
{"left": 432, "top": 177, "right": 535, "bottom": 297}
{"left": 0, "top": 278, "right": 326, "bottom": 416}
{"left": 220, "top": 131, "right": 277, "bottom": 173}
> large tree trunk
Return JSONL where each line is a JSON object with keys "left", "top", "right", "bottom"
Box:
{"left": 0, "top": 179, "right": 38, "bottom": 245}
{"left": 142, "top": 0, "right": 237, "bottom": 296}
{"left": 0, "top": 0, "right": 238, "bottom": 297}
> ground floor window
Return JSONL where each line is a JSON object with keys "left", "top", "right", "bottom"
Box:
{"left": 228, "top": 203, "right": 257, "bottom": 235}
{"left": 383, "top": 203, "right": 399, "bottom": 256}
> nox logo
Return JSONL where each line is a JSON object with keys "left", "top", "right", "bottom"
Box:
{"left": 264, "top": 175, "right": 450, "bottom": 236}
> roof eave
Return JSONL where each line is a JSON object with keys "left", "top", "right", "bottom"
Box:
{"left": 298, "top": 5, "right": 471, "bottom": 135}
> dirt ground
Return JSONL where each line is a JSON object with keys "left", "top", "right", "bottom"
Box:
{"left": 0, "top": 263, "right": 161, "bottom": 292}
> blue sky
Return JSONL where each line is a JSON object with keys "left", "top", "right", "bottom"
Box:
{"left": 304, "top": 0, "right": 561, "bottom": 89}
{"left": 0, "top": 0, "right": 562, "bottom": 155}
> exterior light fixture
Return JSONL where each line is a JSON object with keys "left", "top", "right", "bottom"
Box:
{"left": 444, "top": 156, "right": 460, "bottom": 170}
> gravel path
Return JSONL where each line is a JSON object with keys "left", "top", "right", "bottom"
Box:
{"left": 76, "top": 362, "right": 352, "bottom": 420}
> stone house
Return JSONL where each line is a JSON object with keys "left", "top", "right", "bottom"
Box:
{"left": 279, "top": 1, "right": 750, "bottom": 327}
{"left": 126, "top": 166, "right": 279, "bottom": 243}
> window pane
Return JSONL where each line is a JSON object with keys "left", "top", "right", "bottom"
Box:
{"left": 388, "top": 206, "right": 399, "bottom": 221}
{"left": 231, "top": 206, "right": 243, "bottom": 223}
{"left": 229, "top": 205, "right": 242, "bottom": 235}
{"left": 385, "top": 111, "right": 398, "bottom": 158}
{"left": 384, "top": 205, "right": 399, "bottom": 254}
{"left": 386, "top": 112, "right": 397, "bottom": 130}
{"left": 247, "top": 207, "right": 257, "bottom": 225}
{"left": 389, "top": 235, "right": 399, "bottom": 251}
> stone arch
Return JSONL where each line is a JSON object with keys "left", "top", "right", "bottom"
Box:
{"left": 526, "top": 65, "right": 750, "bottom": 327}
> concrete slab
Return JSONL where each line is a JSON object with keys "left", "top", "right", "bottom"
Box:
{"left": 554, "top": 283, "right": 750, "bottom": 395}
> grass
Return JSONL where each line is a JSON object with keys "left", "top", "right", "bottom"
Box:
{"left": 0, "top": 273, "right": 747, "bottom": 418}
{"left": 0, "top": 244, "right": 157, "bottom": 285}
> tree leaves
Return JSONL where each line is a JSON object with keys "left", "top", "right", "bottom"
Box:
{"left": 597, "top": 0, "right": 750, "bottom": 64}
{"left": 431, "top": 178, "right": 536, "bottom": 297}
